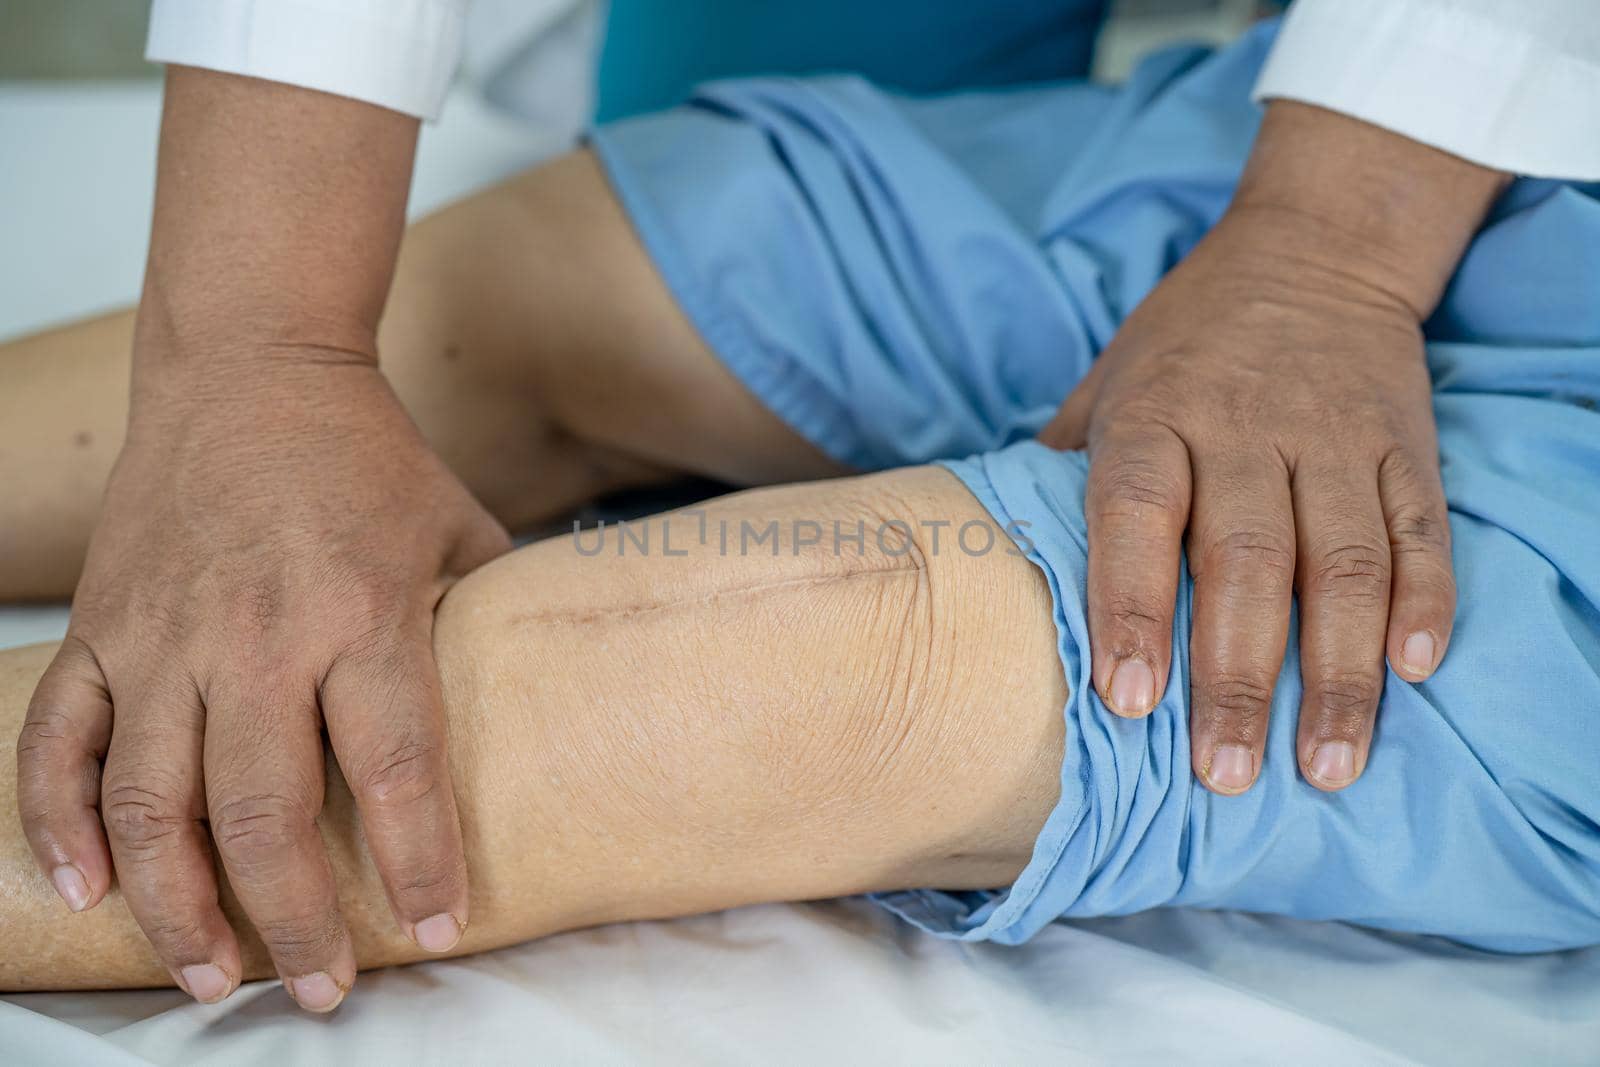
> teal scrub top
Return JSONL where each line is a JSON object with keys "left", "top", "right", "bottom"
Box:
{"left": 595, "top": 0, "right": 1111, "bottom": 122}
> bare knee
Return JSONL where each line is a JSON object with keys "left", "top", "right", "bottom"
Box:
{"left": 431, "top": 466, "right": 1067, "bottom": 919}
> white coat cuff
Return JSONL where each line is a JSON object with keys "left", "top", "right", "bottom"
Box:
{"left": 1254, "top": 0, "right": 1600, "bottom": 180}
{"left": 146, "top": 0, "right": 467, "bottom": 121}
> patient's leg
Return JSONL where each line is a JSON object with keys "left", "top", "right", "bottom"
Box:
{"left": 2, "top": 466, "right": 1067, "bottom": 992}
{"left": 0, "top": 150, "right": 843, "bottom": 599}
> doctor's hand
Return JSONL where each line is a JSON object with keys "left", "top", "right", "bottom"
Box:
{"left": 17, "top": 352, "right": 510, "bottom": 1009}
{"left": 1040, "top": 101, "right": 1509, "bottom": 796}
{"left": 15, "top": 66, "right": 511, "bottom": 1012}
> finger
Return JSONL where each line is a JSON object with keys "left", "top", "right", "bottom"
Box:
{"left": 17, "top": 636, "right": 114, "bottom": 913}
{"left": 1083, "top": 425, "right": 1191, "bottom": 718}
{"left": 324, "top": 622, "right": 468, "bottom": 954}
{"left": 100, "top": 678, "right": 242, "bottom": 1004}
{"left": 1379, "top": 447, "right": 1456, "bottom": 683}
{"left": 1292, "top": 463, "right": 1391, "bottom": 791}
{"left": 205, "top": 680, "right": 355, "bottom": 1013}
{"left": 1186, "top": 453, "right": 1296, "bottom": 795}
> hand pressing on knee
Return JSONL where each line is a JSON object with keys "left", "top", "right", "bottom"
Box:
{"left": 1042, "top": 101, "right": 1508, "bottom": 796}
{"left": 15, "top": 69, "right": 511, "bottom": 1012}
{"left": 17, "top": 356, "right": 509, "bottom": 1007}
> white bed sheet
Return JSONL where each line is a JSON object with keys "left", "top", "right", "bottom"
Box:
{"left": 2, "top": 81, "right": 1597, "bottom": 1067}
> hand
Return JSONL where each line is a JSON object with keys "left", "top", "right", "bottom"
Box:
{"left": 1041, "top": 101, "right": 1507, "bottom": 796}
{"left": 1041, "top": 202, "right": 1454, "bottom": 795}
{"left": 17, "top": 348, "right": 510, "bottom": 1009}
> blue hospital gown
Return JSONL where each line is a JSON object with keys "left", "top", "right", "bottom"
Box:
{"left": 590, "top": 20, "right": 1600, "bottom": 951}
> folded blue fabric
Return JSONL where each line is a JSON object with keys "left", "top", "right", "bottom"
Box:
{"left": 591, "top": 21, "right": 1600, "bottom": 951}
{"left": 879, "top": 433, "right": 1600, "bottom": 952}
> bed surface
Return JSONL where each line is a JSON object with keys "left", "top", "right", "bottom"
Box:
{"left": 2, "top": 81, "right": 1597, "bottom": 1067}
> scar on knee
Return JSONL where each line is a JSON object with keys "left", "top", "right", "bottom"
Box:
{"left": 505, "top": 504, "right": 932, "bottom": 631}
{"left": 506, "top": 565, "right": 926, "bottom": 631}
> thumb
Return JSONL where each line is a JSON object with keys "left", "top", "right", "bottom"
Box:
{"left": 447, "top": 501, "right": 514, "bottom": 580}
{"left": 1039, "top": 365, "right": 1102, "bottom": 451}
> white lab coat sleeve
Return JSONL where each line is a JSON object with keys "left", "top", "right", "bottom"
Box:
{"left": 1254, "top": 0, "right": 1600, "bottom": 179}
{"left": 145, "top": 0, "right": 469, "bottom": 120}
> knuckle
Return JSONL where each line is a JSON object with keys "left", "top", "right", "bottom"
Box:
{"left": 390, "top": 856, "right": 459, "bottom": 896}
{"left": 1203, "top": 530, "right": 1294, "bottom": 587}
{"left": 357, "top": 741, "right": 441, "bottom": 807}
{"left": 18, "top": 740, "right": 102, "bottom": 824}
{"left": 1388, "top": 506, "right": 1447, "bottom": 548}
{"left": 15, "top": 706, "right": 74, "bottom": 767}
{"left": 1091, "top": 452, "right": 1187, "bottom": 517}
{"left": 1200, "top": 674, "right": 1274, "bottom": 728}
{"left": 254, "top": 912, "right": 343, "bottom": 961}
{"left": 210, "top": 792, "right": 309, "bottom": 861}
{"left": 1390, "top": 516, "right": 1453, "bottom": 580}
{"left": 1310, "top": 675, "right": 1381, "bottom": 719}
{"left": 1305, "top": 541, "right": 1390, "bottom": 604}
{"left": 1101, "top": 591, "right": 1169, "bottom": 633}
{"left": 140, "top": 911, "right": 213, "bottom": 957}
{"left": 103, "top": 781, "right": 189, "bottom": 854}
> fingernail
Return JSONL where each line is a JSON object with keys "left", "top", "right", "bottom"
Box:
{"left": 413, "top": 912, "right": 462, "bottom": 953}
{"left": 288, "top": 972, "right": 345, "bottom": 1013}
{"left": 51, "top": 864, "right": 90, "bottom": 912}
{"left": 1108, "top": 658, "right": 1156, "bottom": 716}
{"left": 1206, "top": 745, "right": 1255, "bottom": 793}
{"left": 1310, "top": 741, "right": 1358, "bottom": 787}
{"left": 181, "top": 963, "right": 232, "bottom": 1004}
{"left": 1401, "top": 631, "right": 1437, "bottom": 676}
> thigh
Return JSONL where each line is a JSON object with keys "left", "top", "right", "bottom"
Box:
{"left": 2, "top": 465, "right": 1064, "bottom": 991}
{"left": 0, "top": 147, "right": 843, "bottom": 598}
{"left": 379, "top": 148, "right": 848, "bottom": 496}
